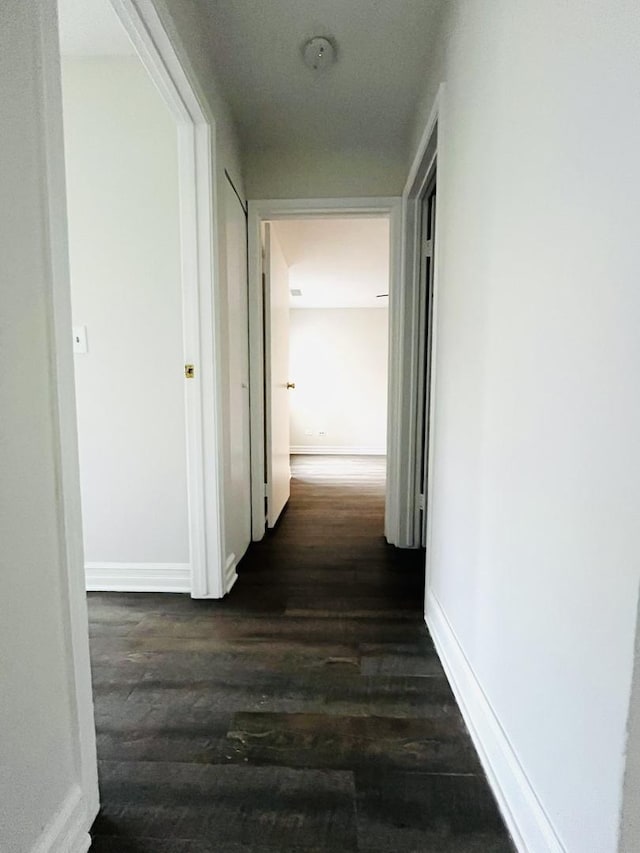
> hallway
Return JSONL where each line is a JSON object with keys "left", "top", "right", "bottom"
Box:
{"left": 87, "top": 456, "right": 512, "bottom": 851}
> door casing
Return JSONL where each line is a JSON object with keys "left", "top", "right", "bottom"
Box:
{"left": 414, "top": 179, "right": 437, "bottom": 548}
{"left": 247, "top": 198, "right": 402, "bottom": 542}
{"left": 398, "top": 84, "right": 444, "bottom": 571}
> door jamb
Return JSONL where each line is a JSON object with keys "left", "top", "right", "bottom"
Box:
{"left": 398, "top": 84, "right": 444, "bottom": 570}
{"left": 91, "top": 0, "right": 227, "bottom": 598}
{"left": 247, "top": 197, "right": 402, "bottom": 542}
{"left": 413, "top": 175, "right": 437, "bottom": 546}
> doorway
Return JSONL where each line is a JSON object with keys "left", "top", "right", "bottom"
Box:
{"left": 57, "top": 0, "right": 227, "bottom": 598}
{"left": 248, "top": 199, "right": 402, "bottom": 538}
{"left": 414, "top": 178, "right": 437, "bottom": 547}
{"left": 391, "top": 96, "right": 440, "bottom": 555}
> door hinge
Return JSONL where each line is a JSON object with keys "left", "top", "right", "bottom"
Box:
{"left": 419, "top": 493, "right": 425, "bottom": 511}
{"left": 423, "top": 238, "right": 433, "bottom": 258}
{"left": 264, "top": 483, "right": 269, "bottom": 498}
{"left": 184, "top": 363, "right": 195, "bottom": 379}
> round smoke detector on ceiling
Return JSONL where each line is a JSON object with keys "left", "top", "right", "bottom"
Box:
{"left": 302, "top": 37, "right": 336, "bottom": 72}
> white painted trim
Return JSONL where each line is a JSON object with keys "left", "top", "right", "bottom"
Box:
{"left": 85, "top": 562, "right": 191, "bottom": 592}
{"left": 383, "top": 195, "right": 406, "bottom": 546}
{"left": 426, "top": 590, "right": 566, "bottom": 853}
{"left": 404, "top": 87, "right": 444, "bottom": 197}
{"left": 30, "top": 784, "right": 91, "bottom": 853}
{"left": 225, "top": 553, "right": 238, "bottom": 593}
{"left": 41, "top": 0, "right": 99, "bottom": 826}
{"left": 248, "top": 197, "right": 402, "bottom": 543}
{"left": 393, "top": 83, "right": 445, "bottom": 549}
{"left": 249, "top": 197, "right": 403, "bottom": 219}
{"left": 248, "top": 214, "right": 266, "bottom": 540}
{"left": 106, "top": 0, "right": 226, "bottom": 598}
{"left": 290, "top": 446, "right": 386, "bottom": 456}
{"left": 423, "top": 87, "right": 446, "bottom": 591}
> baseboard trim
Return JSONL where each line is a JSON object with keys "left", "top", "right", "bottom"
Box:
{"left": 225, "top": 552, "right": 238, "bottom": 594}
{"left": 425, "top": 590, "right": 566, "bottom": 853}
{"left": 85, "top": 562, "right": 191, "bottom": 593}
{"left": 31, "top": 784, "right": 91, "bottom": 853}
{"left": 290, "top": 446, "right": 386, "bottom": 456}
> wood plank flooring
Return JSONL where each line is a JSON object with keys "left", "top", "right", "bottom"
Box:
{"left": 88, "top": 455, "right": 513, "bottom": 852}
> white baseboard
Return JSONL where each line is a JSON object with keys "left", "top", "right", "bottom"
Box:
{"left": 425, "top": 590, "right": 566, "bottom": 853}
{"left": 85, "top": 562, "right": 190, "bottom": 593}
{"left": 31, "top": 784, "right": 91, "bottom": 853}
{"left": 225, "top": 553, "right": 238, "bottom": 594}
{"left": 290, "top": 445, "right": 386, "bottom": 456}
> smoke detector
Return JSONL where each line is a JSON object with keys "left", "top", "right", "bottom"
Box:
{"left": 302, "top": 37, "right": 336, "bottom": 72}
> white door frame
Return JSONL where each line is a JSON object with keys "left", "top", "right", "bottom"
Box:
{"left": 396, "top": 84, "right": 444, "bottom": 556}
{"left": 37, "top": 0, "right": 228, "bottom": 830}
{"left": 40, "top": 0, "right": 100, "bottom": 829}
{"left": 247, "top": 197, "right": 402, "bottom": 542}
{"left": 76, "top": 0, "right": 228, "bottom": 598}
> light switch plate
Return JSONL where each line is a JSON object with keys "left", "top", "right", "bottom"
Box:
{"left": 73, "top": 326, "right": 88, "bottom": 354}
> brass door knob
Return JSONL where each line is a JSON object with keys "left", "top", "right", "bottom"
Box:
{"left": 286, "top": 382, "right": 296, "bottom": 390}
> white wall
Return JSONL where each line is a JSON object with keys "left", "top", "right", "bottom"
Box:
{"left": 62, "top": 56, "right": 189, "bottom": 568}
{"left": 414, "top": 2, "right": 640, "bottom": 851}
{"left": 289, "top": 309, "right": 388, "bottom": 454}
{"left": 245, "top": 146, "right": 407, "bottom": 200}
{"left": 271, "top": 217, "right": 390, "bottom": 309}
{"left": 0, "top": 1, "right": 98, "bottom": 850}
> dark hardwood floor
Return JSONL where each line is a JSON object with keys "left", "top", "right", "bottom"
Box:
{"left": 88, "top": 455, "right": 513, "bottom": 852}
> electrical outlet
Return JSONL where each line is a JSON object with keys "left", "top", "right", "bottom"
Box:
{"left": 318, "top": 430, "right": 326, "bottom": 436}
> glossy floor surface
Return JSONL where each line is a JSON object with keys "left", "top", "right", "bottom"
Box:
{"left": 88, "top": 456, "right": 513, "bottom": 852}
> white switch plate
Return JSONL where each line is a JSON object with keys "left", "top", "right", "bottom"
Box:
{"left": 73, "top": 325, "right": 88, "bottom": 354}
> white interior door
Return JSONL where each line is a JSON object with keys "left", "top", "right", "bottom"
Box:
{"left": 264, "top": 223, "right": 291, "bottom": 527}
{"left": 224, "top": 179, "right": 252, "bottom": 555}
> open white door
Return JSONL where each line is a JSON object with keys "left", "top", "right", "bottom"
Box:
{"left": 224, "top": 178, "right": 252, "bottom": 558}
{"left": 264, "top": 223, "right": 291, "bottom": 527}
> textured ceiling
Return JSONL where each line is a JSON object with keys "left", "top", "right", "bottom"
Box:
{"left": 198, "top": 0, "right": 443, "bottom": 161}
{"left": 272, "top": 218, "right": 389, "bottom": 309}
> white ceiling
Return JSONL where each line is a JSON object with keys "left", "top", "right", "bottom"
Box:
{"left": 272, "top": 218, "right": 389, "bottom": 309}
{"left": 58, "top": 0, "right": 135, "bottom": 56}
{"left": 197, "top": 0, "right": 443, "bottom": 162}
